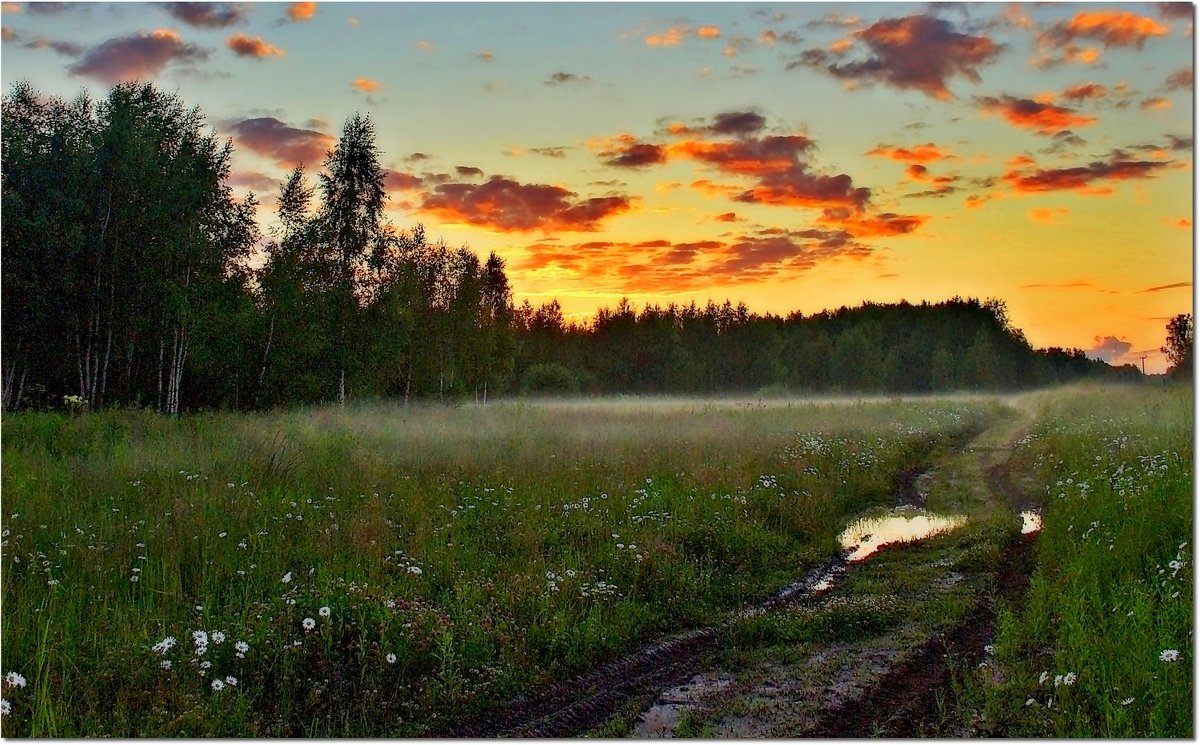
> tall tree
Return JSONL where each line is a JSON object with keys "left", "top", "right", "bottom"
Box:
{"left": 316, "top": 113, "right": 389, "bottom": 405}
{"left": 1162, "top": 313, "right": 1193, "bottom": 378}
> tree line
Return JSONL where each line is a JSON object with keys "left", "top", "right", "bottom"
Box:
{"left": 1, "top": 81, "right": 1156, "bottom": 413}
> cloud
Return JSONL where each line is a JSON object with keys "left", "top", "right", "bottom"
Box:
{"left": 69, "top": 28, "right": 208, "bottom": 84}
{"left": 229, "top": 117, "right": 334, "bottom": 168}
{"left": 1, "top": 27, "right": 12, "bottom": 40}
{"left": 476, "top": 49, "right": 493, "bottom": 62}
{"left": 1028, "top": 207, "right": 1069, "bottom": 224}
{"left": 708, "top": 110, "right": 766, "bottom": 136}
{"left": 1164, "top": 67, "right": 1193, "bottom": 91}
{"left": 517, "top": 227, "right": 874, "bottom": 291}
{"left": 455, "top": 165, "right": 484, "bottom": 178}
{"left": 227, "top": 33, "right": 283, "bottom": 59}
{"left": 1157, "top": 3, "right": 1194, "bottom": 20}
{"left": 1, "top": 2, "right": 20, "bottom": 13}
{"left": 286, "top": 2, "right": 315, "bottom": 22}
{"left": 1087, "top": 335, "right": 1133, "bottom": 363}
{"left": 596, "top": 135, "right": 668, "bottom": 168}
{"left": 414, "top": 39, "right": 434, "bottom": 52}
{"left": 667, "top": 135, "right": 815, "bottom": 176}
{"left": 20, "top": 34, "right": 84, "bottom": 56}
{"left": 383, "top": 169, "right": 423, "bottom": 191}
{"left": 867, "top": 142, "right": 950, "bottom": 163}
{"left": 645, "top": 23, "right": 725, "bottom": 47}
{"left": 1138, "top": 281, "right": 1192, "bottom": 292}
{"left": 163, "top": 2, "right": 243, "bottom": 28}
{"left": 1003, "top": 154, "right": 1178, "bottom": 195}
{"left": 226, "top": 170, "right": 281, "bottom": 191}
{"left": 1042, "top": 10, "right": 1171, "bottom": 49}
{"left": 1061, "top": 82, "right": 1109, "bottom": 101}
{"left": 421, "top": 176, "right": 633, "bottom": 232}
{"left": 531, "top": 146, "right": 568, "bottom": 159}
{"left": 715, "top": 212, "right": 739, "bottom": 222}
{"left": 1139, "top": 96, "right": 1172, "bottom": 110}
{"left": 545, "top": 71, "right": 591, "bottom": 86}
{"left": 1021, "top": 279, "right": 1092, "bottom": 289}
{"left": 976, "top": 95, "right": 1097, "bottom": 134}
{"left": 351, "top": 77, "right": 380, "bottom": 92}
{"left": 795, "top": 14, "right": 1002, "bottom": 100}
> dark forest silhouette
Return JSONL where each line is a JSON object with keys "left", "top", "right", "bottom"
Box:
{"left": 1, "top": 81, "right": 1154, "bottom": 413}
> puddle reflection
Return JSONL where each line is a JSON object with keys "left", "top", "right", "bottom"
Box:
{"left": 1020, "top": 510, "right": 1042, "bottom": 534}
{"left": 839, "top": 510, "right": 968, "bottom": 562}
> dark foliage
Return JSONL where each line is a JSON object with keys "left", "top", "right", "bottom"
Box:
{"left": 1, "top": 81, "right": 1143, "bottom": 413}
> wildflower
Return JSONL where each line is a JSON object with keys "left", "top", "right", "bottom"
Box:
{"left": 302, "top": 618, "right": 316, "bottom": 631}
{"left": 984, "top": 644, "right": 995, "bottom": 655}
{"left": 0, "top": 699, "right": 9, "bottom": 716}
{"left": 1038, "top": 670, "right": 1049, "bottom": 685}
{"left": 192, "top": 630, "right": 209, "bottom": 649}
{"left": 407, "top": 566, "right": 422, "bottom": 575}
{"left": 282, "top": 572, "right": 293, "bottom": 584}
{"left": 386, "top": 653, "right": 397, "bottom": 664}
{"left": 224, "top": 676, "right": 238, "bottom": 686}
{"left": 234, "top": 641, "right": 249, "bottom": 655}
{"left": 160, "top": 660, "right": 172, "bottom": 670}
{"left": 1160, "top": 649, "right": 1181, "bottom": 662}
{"left": 1023, "top": 698, "right": 1035, "bottom": 707}
{"left": 1063, "top": 672, "right": 1077, "bottom": 686}
{"left": 199, "top": 661, "right": 212, "bottom": 670}
{"left": 211, "top": 679, "right": 225, "bottom": 691}
{"left": 1053, "top": 674, "right": 1063, "bottom": 688}
{"left": 211, "top": 631, "right": 225, "bottom": 644}
{"left": 318, "top": 606, "right": 331, "bottom": 617}
{"left": 151, "top": 636, "right": 176, "bottom": 654}
{"left": 1121, "top": 697, "right": 1134, "bottom": 706}
{"left": 4, "top": 672, "right": 26, "bottom": 689}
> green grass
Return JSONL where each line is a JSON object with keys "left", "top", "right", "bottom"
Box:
{"left": 0, "top": 396, "right": 998, "bottom": 736}
{"left": 976, "top": 383, "right": 1193, "bottom": 737}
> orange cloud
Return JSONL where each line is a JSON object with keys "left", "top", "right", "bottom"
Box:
{"left": 1028, "top": 207, "right": 1069, "bottom": 224}
{"left": 421, "top": 176, "right": 634, "bottom": 233}
{"left": 1140, "top": 96, "right": 1172, "bottom": 110}
{"left": 976, "top": 95, "right": 1097, "bottom": 134}
{"left": 69, "top": 28, "right": 207, "bottom": 84}
{"left": 1004, "top": 156, "right": 1177, "bottom": 195}
{"left": 1061, "top": 82, "right": 1108, "bottom": 100}
{"left": 1051, "top": 11, "right": 1170, "bottom": 48}
{"left": 795, "top": 14, "right": 1001, "bottom": 100}
{"left": 696, "top": 25, "right": 721, "bottom": 39}
{"left": 667, "top": 135, "right": 814, "bottom": 176}
{"left": 352, "top": 77, "right": 381, "bottom": 92}
{"left": 867, "top": 142, "right": 950, "bottom": 163}
{"left": 595, "top": 134, "right": 667, "bottom": 168}
{"left": 645, "top": 26, "right": 687, "bottom": 46}
{"left": 286, "top": 2, "right": 315, "bottom": 22}
{"left": 227, "top": 33, "right": 284, "bottom": 59}
{"left": 229, "top": 117, "right": 335, "bottom": 168}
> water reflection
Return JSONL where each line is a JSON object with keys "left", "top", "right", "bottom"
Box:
{"left": 1020, "top": 510, "right": 1042, "bottom": 534}
{"left": 839, "top": 509, "right": 968, "bottom": 562}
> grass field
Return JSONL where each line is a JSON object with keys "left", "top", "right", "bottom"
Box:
{"left": 970, "top": 383, "right": 1193, "bottom": 737}
{"left": 0, "top": 396, "right": 996, "bottom": 736}
{"left": 0, "top": 386, "right": 1190, "bottom": 736}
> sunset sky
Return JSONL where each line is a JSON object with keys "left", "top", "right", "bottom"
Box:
{"left": 1, "top": 1, "right": 1193, "bottom": 372}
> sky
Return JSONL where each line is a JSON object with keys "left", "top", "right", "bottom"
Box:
{"left": 1, "top": 1, "right": 1194, "bottom": 372}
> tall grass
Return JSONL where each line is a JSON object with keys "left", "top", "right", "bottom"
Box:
{"left": 981, "top": 383, "right": 1193, "bottom": 737}
{"left": 0, "top": 397, "right": 996, "bottom": 736}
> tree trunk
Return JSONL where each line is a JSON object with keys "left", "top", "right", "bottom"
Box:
{"left": 339, "top": 368, "right": 346, "bottom": 407}
{"left": 258, "top": 310, "right": 275, "bottom": 389}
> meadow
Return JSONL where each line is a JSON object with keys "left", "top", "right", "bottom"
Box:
{"left": 971, "top": 383, "right": 1193, "bottom": 737}
{"left": 0, "top": 396, "right": 997, "bottom": 736}
{"left": 0, "top": 386, "right": 1190, "bottom": 737}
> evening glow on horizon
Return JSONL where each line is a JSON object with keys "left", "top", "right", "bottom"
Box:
{"left": 1, "top": 1, "right": 1193, "bottom": 372}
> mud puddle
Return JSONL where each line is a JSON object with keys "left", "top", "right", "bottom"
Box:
{"left": 631, "top": 506, "right": 971, "bottom": 737}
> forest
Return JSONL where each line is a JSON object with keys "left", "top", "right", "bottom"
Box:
{"left": 1, "top": 81, "right": 1150, "bottom": 414}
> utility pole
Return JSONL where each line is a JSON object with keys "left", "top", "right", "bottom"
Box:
{"left": 1140, "top": 355, "right": 1147, "bottom": 375}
